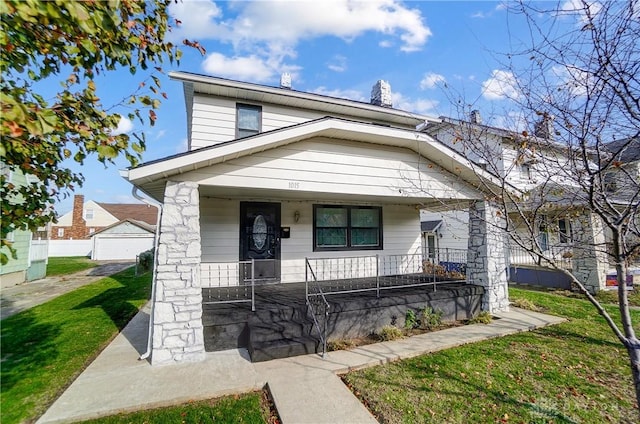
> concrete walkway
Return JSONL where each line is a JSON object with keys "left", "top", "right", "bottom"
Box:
{"left": 37, "top": 306, "right": 565, "bottom": 424}
{"left": 1, "top": 261, "right": 134, "bottom": 320}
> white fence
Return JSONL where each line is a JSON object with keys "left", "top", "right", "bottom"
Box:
{"left": 48, "top": 240, "right": 92, "bottom": 257}
{"left": 29, "top": 239, "right": 48, "bottom": 263}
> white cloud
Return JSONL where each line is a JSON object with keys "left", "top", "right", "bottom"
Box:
{"left": 112, "top": 116, "right": 134, "bottom": 135}
{"left": 420, "top": 72, "right": 446, "bottom": 90}
{"left": 559, "top": 0, "right": 602, "bottom": 24}
{"left": 471, "top": 11, "right": 486, "bottom": 19}
{"left": 392, "top": 92, "right": 439, "bottom": 114}
{"left": 167, "top": 0, "right": 226, "bottom": 42}
{"left": 202, "top": 53, "right": 276, "bottom": 82}
{"left": 481, "top": 70, "right": 519, "bottom": 100}
{"left": 170, "top": 0, "right": 431, "bottom": 80}
{"left": 327, "top": 55, "right": 347, "bottom": 72}
{"left": 311, "top": 87, "right": 366, "bottom": 102}
{"left": 551, "top": 65, "right": 591, "bottom": 97}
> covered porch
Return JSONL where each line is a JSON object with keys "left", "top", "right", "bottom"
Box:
{"left": 124, "top": 119, "right": 510, "bottom": 365}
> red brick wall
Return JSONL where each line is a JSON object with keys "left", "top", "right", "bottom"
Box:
{"left": 50, "top": 195, "right": 95, "bottom": 240}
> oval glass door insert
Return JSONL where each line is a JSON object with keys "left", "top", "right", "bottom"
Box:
{"left": 253, "top": 215, "right": 267, "bottom": 250}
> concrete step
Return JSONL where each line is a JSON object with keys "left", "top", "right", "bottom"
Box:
{"left": 248, "top": 335, "right": 319, "bottom": 362}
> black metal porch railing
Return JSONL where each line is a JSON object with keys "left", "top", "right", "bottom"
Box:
{"left": 304, "top": 250, "right": 467, "bottom": 298}
{"left": 201, "top": 260, "right": 255, "bottom": 311}
{"left": 305, "top": 258, "right": 330, "bottom": 357}
{"left": 303, "top": 250, "right": 468, "bottom": 357}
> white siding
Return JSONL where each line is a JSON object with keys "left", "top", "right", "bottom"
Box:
{"left": 54, "top": 201, "right": 116, "bottom": 227}
{"left": 421, "top": 210, "right": 469, "bottom": 251}
{"left": 199, "top": 199, "right": 421, "bottom": 287}
{"left": 190, "top": 95, "right": 324, "bottom": 150}
{"left": 189, "top": 94, "right": 417, "bottom": 150}
{"left": 181, "top": 139, "right": 478, "bottom": 201}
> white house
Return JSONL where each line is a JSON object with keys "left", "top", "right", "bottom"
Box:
{"left": 122, "top": 72, "right": 512, "bottom": 365}
{"left": 420, "top": 112, "right": 625, "bottom": 292}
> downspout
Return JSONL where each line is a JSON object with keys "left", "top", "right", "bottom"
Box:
{"left": 132, "top": 187, "right": 163, "bottom": 361}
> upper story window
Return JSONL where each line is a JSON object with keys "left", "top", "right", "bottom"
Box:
{"left": 236, "top": 103, "right": 262, "bottom": 138}
{"left": 313, "top": 205, "right": 383, "bottom": 251}
{"left": 85, "top": 209, "right": 94, "bottom": 220}
{"left": 57, "top": 228, "right": 64, "bottom": 237}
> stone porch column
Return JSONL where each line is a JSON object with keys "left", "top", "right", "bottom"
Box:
{"left": 467, "top": 201, "right": 510, "bottom": 313}
{"left": 151, "top": 181, "right": 205, "bottom": 365}
{"left": 571, "top": 210, "right": 608, "bottom": 293}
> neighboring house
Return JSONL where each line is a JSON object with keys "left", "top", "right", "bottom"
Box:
{"left": 91, "top": 219, "right": 155, "bottom": 261}
{"left": 420, "top": 112, "right": 628, "bottom": 291}
{"left": 122, "top": 72, "right": 512, "bottom": 365}
{"left": 0, "top": 163, "right": 48, "bottom": 287}
{"left": 50, "top": 194, "right": 157, "bottom": 240}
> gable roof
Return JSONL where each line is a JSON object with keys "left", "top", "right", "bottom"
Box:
{"left": 123, "top": 116, "right": 509, "bottom": 203}
{"left": 170, "top": 71, "right": 439, "bottom": 130}
{"left": 604, "top": 137, "right": 640, "bottom": 163}
{"left": 91, "top": 219, "right": 156, "bottom": 236}
{"left": 96, "top": 203, "right": 158, "bottom": 225}
{"left": 421, "top": 220, "right": 443, "bottom": 232}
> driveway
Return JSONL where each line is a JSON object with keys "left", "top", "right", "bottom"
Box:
{"left": 1, "top": 261, "right": 135, "bottom": 320}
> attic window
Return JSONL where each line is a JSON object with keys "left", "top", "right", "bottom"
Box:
{"left": 85, "top": 209, "right": 94, "bottom": 220}
{"left": 236, "top": 103, "right": 262, "bottom": 138}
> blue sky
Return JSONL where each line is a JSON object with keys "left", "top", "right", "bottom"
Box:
{"left": 54, "top": 0, "right": 584, "bottom": 214}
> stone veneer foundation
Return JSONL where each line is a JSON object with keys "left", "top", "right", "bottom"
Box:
{"left": 151, "top": 181, "right": 205, "bottom": 365}
{"left": 467, "top": 201, "right": 510, "bottom": 313}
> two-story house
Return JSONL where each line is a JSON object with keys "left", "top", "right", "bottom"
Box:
{"left": 122, "top": 72, "right": 512, "bottom": 365}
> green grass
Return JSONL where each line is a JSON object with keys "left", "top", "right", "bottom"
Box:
{"left": 46, "top": 256, "right": 98, "bottom": 276}
{"left": 79, "top": 392, "right": 274, "bottom": 424}
{"left": 1, "top": 268, "right": 152, "bottom": 424}
{"left": 344, "top": 287, "right": 640, "bottom": 423}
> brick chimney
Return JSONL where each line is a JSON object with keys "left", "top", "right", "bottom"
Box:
{"left": 371, "top": 80, "right": 393, "bottom": 108}
{"left": 70, "top": 194, "right": 87, "bottom": 239}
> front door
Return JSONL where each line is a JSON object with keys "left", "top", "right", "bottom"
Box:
{"left": 240, "top": 202, "right": 281, "bottom": 282}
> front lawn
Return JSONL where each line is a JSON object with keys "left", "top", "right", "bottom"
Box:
{"left": 80, "top": 392, "right": 276, "bottom": 424}
{"left": 343, "top": 287, "right": 639, "bottom": 423}
{"left": 1, "top": 268, "right": 151, "bottom": 424}
{"left": 46, "top": 256, "right": 98, "bottom": 276}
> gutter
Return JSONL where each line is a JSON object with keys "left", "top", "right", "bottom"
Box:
{"left": 131, "top": 187, "right": 163, "bottom": 361}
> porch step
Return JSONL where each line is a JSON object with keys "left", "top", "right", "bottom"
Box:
{"left": 247, "top": 303, "right": 321, "bottom": 362}
{"left": 248, "top": 335, "right": 319, "bottom": 363}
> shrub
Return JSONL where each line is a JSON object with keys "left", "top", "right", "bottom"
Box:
{"left": 404, "top": 309, "right": 418, "bottom": 329}
{"left": 327, "top": 339, "right": 356, "bottom": 351}
{"left": 137, "top": 248, "right": 155, "bottom": 274}
{"left": 511, "top": 297, "right": 540, "bottom": 311}
{"left": 468, "top": 311, "right": 492, "bottom": 324}
{"left": 378, "top": 325, "right": 404, "bottom": 341}
{"left": 420, "top": 307, "right": 443, "bottom": 330}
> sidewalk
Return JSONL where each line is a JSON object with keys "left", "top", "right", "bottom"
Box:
{"left": 0, "top": 261, "right": 134, "bottom": 320}
{"left": 36, "top": 306, "right": 566, "bottom": 424}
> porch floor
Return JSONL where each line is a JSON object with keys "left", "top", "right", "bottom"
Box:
{"left": 202, "top": 278, "right": 484, "bottom": 362}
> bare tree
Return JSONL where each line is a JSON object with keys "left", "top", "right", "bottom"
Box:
{"left": 424, "top": 0, "right": 639, "bottom": 409}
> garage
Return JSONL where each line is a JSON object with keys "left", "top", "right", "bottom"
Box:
{"left": 91, "top": 220, "right": 155, "bottom": 261}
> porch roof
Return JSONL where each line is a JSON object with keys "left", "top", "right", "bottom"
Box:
{"left": 122, "top": 117, "right": 507, "bottom": 206}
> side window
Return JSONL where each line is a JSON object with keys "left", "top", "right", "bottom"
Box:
{"left": 85, "top": 209, "right": 94, "bottom": 220}
{"left": 558, "top": 218, "right": 572, "bottom": 244}
{"left": 58, "top": 228, "right": 64, "bottom": 238}
{"left": 236, "top": 104, "right": 262, "bottom": 138}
